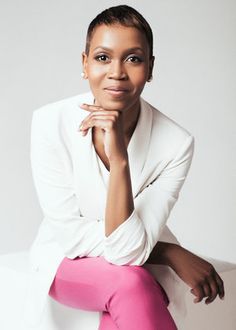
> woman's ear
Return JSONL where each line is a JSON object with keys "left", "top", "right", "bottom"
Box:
{"left": 81, "top": 51, "right": 88, "bottom": 79}
{"left": 147, "top": 56, "right": 155, "bottom": 82}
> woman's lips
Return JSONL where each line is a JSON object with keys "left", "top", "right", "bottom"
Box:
{"left": 104, "top": 87, "right": 129, "bottom": 97}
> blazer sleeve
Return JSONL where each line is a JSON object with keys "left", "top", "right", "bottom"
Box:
{"left": 103, "top": 134, "right": 195, "bottom": 266}
{"left": 30, "top": 110, "right": 105, "bottom": 259}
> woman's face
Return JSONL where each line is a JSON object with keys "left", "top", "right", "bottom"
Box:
{"left": 82, "top": 24, "right": 154, "bottom": 112}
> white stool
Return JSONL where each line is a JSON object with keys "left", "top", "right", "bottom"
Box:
{"left": 0, "top": 251, "right": 100, "bottom": 330}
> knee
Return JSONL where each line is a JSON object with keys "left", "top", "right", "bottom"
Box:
{"left": 113, "top": 266, "right": 170, "bottom": 306}
{"left": 115, "top": 266, "right": 156, "bottom": 292}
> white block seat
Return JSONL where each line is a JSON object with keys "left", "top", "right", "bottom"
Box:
{"left": 0, "top": 251, "right": 100, "bottom": 330}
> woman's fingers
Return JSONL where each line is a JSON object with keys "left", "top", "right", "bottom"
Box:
{"left": 202, "top": 282, "right": 211, "bottom": 302}
{"left": 191, "top": 285, "right": 205, "bottom": 303}
{"left": 204, "top": 270, "right": 224, "bottom": 304}
{"left": 214, "top": 273, "right": 225, "bottom": 300}
{"left": 80, "top": 117, "right": 117, "bottom": 131}
{"left": 190, "top": 272, "right": 225, "bottom": 304}
{"left": 80, "top": 103, "right": 104, "bottom": 112}
{"left": 80, "top": 103, "right": 121, "bottom": 115}
{"left": 205, "top": 278, "right": 218, "bottom": 304}
{"left": 78, "top": 104, "right": 122, "bottom": 135}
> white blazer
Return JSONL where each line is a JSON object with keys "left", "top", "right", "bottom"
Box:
{"left": 23, "top": 91, "right": 195, "bottom": 328}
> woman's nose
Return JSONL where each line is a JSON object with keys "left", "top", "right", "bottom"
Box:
{"left": 108, "top": 60, "right": 127, "bottom": 80}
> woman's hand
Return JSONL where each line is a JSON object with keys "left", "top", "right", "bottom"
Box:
{"left": 167, "top": 244, "right": 225, "bottom": 304}
{"left": 78, "top": 103, "right": 128, "bottom": 162}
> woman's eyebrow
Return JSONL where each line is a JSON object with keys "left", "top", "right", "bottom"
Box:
{"left": 92, "top": 46, "right": 144, "bottom": 53}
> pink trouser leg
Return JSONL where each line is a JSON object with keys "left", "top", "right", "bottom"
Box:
{"left": 98, "top": 311, "right": 118, "bottom": 330}
{"left": 49, "top": 256, "right": 177, "bottom": 330}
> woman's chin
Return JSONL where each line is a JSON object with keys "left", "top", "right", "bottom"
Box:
{"left": 94, "top": 97, "right": 129, "bottom": 111}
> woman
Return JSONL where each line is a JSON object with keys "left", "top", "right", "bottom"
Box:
{"left": 24, "top": 5, "right": 225, "bottom": 330}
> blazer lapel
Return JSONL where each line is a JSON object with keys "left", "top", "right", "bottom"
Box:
{"left": 127, "top": 97, "right": 153, "bottom": 198}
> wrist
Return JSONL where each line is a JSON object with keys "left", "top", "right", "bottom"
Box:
{"left": 147, "top": 242, "right": 180, "bottom": 267}
{"left": 162, "top": 243, "right": 181, "bottom": 268}
{"left": 109, "top": 156, "right": 129, "bottom": 169}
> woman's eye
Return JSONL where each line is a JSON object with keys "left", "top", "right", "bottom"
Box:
{"left": 127, "top": 56, "right": 142, "bottom": 63}
{"left": 95, "top": 55, "right": 109, "bottom": 62}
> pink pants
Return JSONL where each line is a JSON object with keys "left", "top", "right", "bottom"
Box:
{"left": 48, "top": 256, "right": 177, "bottom": 330}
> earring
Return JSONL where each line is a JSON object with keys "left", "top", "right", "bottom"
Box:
{"left": 81, "top": 72, "right": 86, "bottom": 79}
{"left": 147, "top": 75, "right": 153, "bottom": 82}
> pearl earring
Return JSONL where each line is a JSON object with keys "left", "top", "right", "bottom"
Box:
{"left": 81, "top": 72, "right": 86, "bottom": 79}
{"left": 147, "top": 75, "right": 153, "bottom": 82}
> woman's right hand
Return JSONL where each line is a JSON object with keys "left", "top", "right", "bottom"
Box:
{"left": 166, "top": 244, "right": 225, "bottom": 304}
{"left": 79, "top": 103, "right": 128, "bottom": 163}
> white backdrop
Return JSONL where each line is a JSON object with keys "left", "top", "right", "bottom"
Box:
{"left": 0, "top": 0, "right": 235, "bottom": 328}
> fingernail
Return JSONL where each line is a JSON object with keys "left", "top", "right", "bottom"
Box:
{"left": 77, "top": 125, "right": 84, "bottom": 133}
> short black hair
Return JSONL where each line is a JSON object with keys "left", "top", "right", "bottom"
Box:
{"left": 85, "top": 5, "right": 153, "bottom": 58}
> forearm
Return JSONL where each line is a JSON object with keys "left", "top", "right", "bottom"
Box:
{"left": 146, "top": 241, "right": 180, "bottom": 267}
{"left": 104, "top": 159, "right": 181, "bottom": 269}
{"left": 105, "top": 158, "right": 134, "bottom": 237}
